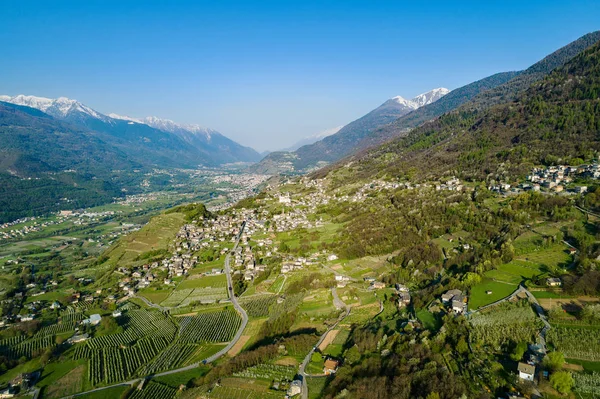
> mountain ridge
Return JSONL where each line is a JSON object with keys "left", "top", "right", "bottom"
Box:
{"left": 251, "top": 87, "right": 449, "bottom": 173}
{"left": 0, "top": 94, "right": 261, "bottom": 165}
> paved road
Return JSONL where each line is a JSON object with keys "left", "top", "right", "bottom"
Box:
{"left": 299, "top": 287, "right": 351, "bottom": 399}
{"left": 59, "top": 221, "right": 250, "bottom": 399}
{"left": 575, "top": 205, "right": 600, "bottom": 219}
{"left": 134, "top": 293, "right": 167, "bottom": 311}
{"left": 204, "top": 221, "right": 248, "bottom": 363}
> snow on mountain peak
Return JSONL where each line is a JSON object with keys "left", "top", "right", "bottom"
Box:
{"left": 391, "top": 95, "right": 419, "bottom": 109}
{"left": 0, "top": 94, "right": 106, "bottom": 120}
{"left": 108, "top": 114, "right": 215, "bottom": 139}
{"left": 410, "top": 87, "right": 450, "bottom": 108}
{"left": 389, "top": 87, "right": 449, "bottom": 110}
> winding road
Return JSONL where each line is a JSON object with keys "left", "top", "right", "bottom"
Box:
{"left": 299, "top": 287, "right": 351, "bottom": 399}
{"left": 58, "top": 221, "right": 249, "bottom": 399}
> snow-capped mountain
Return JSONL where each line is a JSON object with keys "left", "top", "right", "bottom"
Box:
{"left": 0, "top": 94, "right": 111, "bottom": 122}
{"left": 254, "top": 86, "right": 450, "bottom": 173}
{"left": 109, "top": 114, "right": 216, "bottom": 139}
{"left": 391, "top": 95, "right": 419, "bottom": 110}
{"left": 410, "top": 87, "right": 450, "bottom": 107}
{"left": 1, "top": 94, "right": 261, "bottom": 165}
{"left": 390, "top": 88, "right": 450, "bottom": 109}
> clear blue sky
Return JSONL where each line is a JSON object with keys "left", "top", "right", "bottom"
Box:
{"left": 1, "top": 0, "right": 599, "bottom": 151}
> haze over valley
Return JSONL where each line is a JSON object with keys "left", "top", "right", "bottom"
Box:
{"left": 1, "top": 2, "right": 600, "bottom": 399}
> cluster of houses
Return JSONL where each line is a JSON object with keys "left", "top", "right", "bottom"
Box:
{"left": 522, "top": 164, "right": 599, "bottom": 193}
{"left": 116, "top": 264, "right": 160, "bottom": 294}
{"left": 441, "top": 289, "right": 467, "bottom": 314}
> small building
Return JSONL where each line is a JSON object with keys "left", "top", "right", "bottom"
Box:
{"left": 0, "top": 387, "right": 14, "bottom": 398}
{"left": 546, "top": 277, "right": 562, "bottom": 287}
{"left": 371, "top": 282, "right": 386, "bottom": 289}
{"left": 82, "top": 314, "right": 102, "bottom": 326}
{"left": 327, "top": 254, "right": 338, "bottom": 261}
{"left": 68, "top": 333, "right": 90, "bottom": 344}
{"left": 442, "top": 289, "right": 462, "bottom": 303}
{"left": 112, "top": 310, "right": 122, "bottom": 318}
{"left": 398, "top": 292, "right": 411, "bottom": 308}
{"left": 452, "top": 299, "right": 465, "bottom": 314}
{"left": 395, "top": 283, "right": 409, "bottom": 292}
{"left": 323, "top": 358, "right": 340, "bottom": 375}
{"left": 518, "top": 362, "right": 535, "bottom": 381}
{"left": 286, "top": 379, "right": 302, "bottom": 397}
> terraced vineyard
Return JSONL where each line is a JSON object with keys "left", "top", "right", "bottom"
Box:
{"left": 547, "top": 327, "right": 600, "bottom": 361}
{"left": 129, "top": 381, "right": 178, "bottom": 399}
{"left": 239, "top": 295, "right": 277, "bottom": 317}
{"left": 178, "top": 309, "right": 242, "bottom": 343}
{"left": 137, "top": 343, "right": 198, "bottom": 375}
{"left": 71, "top": 309, "right": 179, "bottom": 385}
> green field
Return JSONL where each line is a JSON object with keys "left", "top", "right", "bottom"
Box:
{"left": 566, "top": 358, "right": 600, "bottom": 372}
{"left": 416, "top": 309, "right": 440, "bottom": 330}
{"left": 469, "top": 278, "right": 517, "bottom": 310}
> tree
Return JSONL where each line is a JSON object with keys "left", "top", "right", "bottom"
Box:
{"left": 550, "top": 371, "right": 574, "bottom": 394}
{"left": 543, "top": 351, "right": 565, "bottom": 372}
{"left": 345, "top": 346, "right": 361, "bottom": 365}
{"left": 510, "top": 341, "right": 527, "bottom": 361}
{"left": 426, "top": 393, "right": 441, "bottom": 399}
{"left": 456, "top": 338, "right": 469, "bottom": 355}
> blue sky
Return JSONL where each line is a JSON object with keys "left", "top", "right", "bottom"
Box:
{"left": 1, "top": 0, "right": 599, "bottom": 151}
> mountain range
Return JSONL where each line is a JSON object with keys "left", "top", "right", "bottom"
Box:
{"left": 315, "top": 34, "right": 600, "bottom": 188}
{"left": 252, "top": 31, "right": 600, "bottom": 175}
{"left": 0, "top": 94, "right": 261, "bottom": 169}
{"left": 251, "top": 88, "right": 449, "bottom": 173}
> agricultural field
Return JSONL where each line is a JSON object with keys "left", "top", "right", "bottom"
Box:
{"left": 129, "top": 381, "right": 178, "bottom": 399}
{"left": 547, "top": 325, "right": 600, "bottom": 361}
{"left": 469, "top": 301, "right": 542, "bottom": 350}
{"left": 239, "top": 294, "right": 277, "bottom": 317}
{"left": 178, "top": 309, "right": 242, "bottom": 343}
{"left": 469, "top": 278, "right": 517, "bottom": 310}
{"left": 573, "top": 372, "right": 600, "bottom": 396}
{"left": 233, "top": 363, "right": 296, "bottom": 381}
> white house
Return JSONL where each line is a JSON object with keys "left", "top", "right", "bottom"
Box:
{"left": 518, "top": 362, "right": 535, "bottom": 381}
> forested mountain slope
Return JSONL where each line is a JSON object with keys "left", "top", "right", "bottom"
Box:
{"left": 316, "top": 40, "right": 600, "bottom": 185}
{"left": 360, "top": 31, "right": 600, "bottom": 152}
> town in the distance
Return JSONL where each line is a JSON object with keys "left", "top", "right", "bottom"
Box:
{"left": 1, "top": 6, "right": 600, "bottom": 399}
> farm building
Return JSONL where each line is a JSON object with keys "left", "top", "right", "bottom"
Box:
{"left": 287, "top": 379, "right": 302, "bottom": 397}
{"left": 82, "top": 314, "right": 102, "bottom": 326}
{"left": 546, "top": 277, "right": 562, "bottom": 287}
{"left": 517, "top": 362, "right": 535, "bottom": 381}
{"left": 398, "top": 292, "right": 411, "bottom": 308}
{"left": 324, "top": 358, "right": 340, "bottom": 375}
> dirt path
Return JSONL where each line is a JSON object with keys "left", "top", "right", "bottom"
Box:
{"left": 318, "top": 329, "right": 340, "bottom": 352}
{"left": 228, "top": 335, "right": 250, "bottom": 357}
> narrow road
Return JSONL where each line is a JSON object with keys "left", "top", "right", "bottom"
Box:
{"left": 299, "top": 287, "right": 350, "bottom": 399}
{"left": 203, "top": 221, "right": 248, "bottom": 363}
{"left": 134, "top": 293, "right": 167, "bottom": 311}
{"left": 59, "top": 221, "right": 250, "bottom": 399}
{"left": 575, "top": 205, "right": 600, "bottom": 219}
